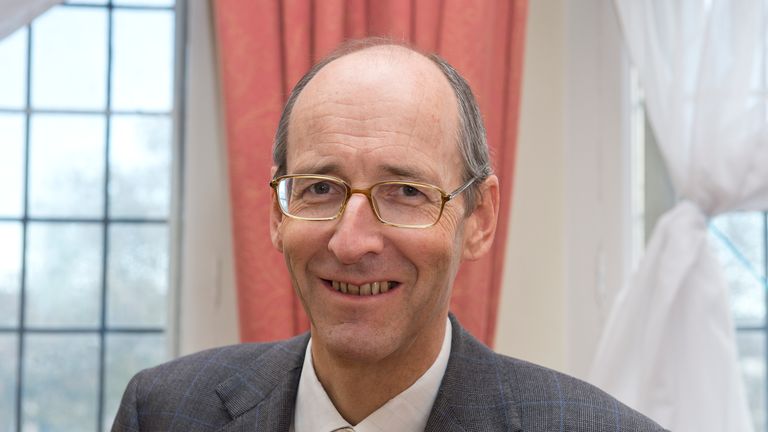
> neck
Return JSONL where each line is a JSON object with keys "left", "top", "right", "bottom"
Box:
{"left": 310, "top": 319, "right": 447, "bottom": 425}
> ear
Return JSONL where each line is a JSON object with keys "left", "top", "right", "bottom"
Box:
{"left": 461, "top": 175, "right": 500, "bottom": 261}
{"left": 269, "top": 166, "right": 284, "bottom": 252}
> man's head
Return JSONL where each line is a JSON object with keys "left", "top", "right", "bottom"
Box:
{"left": 273, "top": 38, "right": 492, "bottom": 213}
{"left": 269, "top": 39, "right": 499, "bottom": 367}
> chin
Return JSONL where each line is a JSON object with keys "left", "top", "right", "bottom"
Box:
{"left": 316, "top": 321, "right": 400, "bottom": 362}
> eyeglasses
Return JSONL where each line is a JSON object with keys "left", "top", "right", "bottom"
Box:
{"left": 269, "top": 174, "right": 477, "bottom": 228}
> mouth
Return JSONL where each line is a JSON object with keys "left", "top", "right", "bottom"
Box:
{"left": 322, "top": 279, "right": 400, "bottom": 296}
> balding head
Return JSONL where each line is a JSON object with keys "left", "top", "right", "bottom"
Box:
{"left": 268, "top": 39, "right": 502, "bottom": 394}
{"left": 272, "top": 38, "right": 491, "bottom": 211}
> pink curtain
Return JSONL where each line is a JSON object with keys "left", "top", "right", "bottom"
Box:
{"left": 214, "top": 0, "right": 527, "bottom": 346}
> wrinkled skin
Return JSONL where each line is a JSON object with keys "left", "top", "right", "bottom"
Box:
{"left": 269, "top": 46, "right": 499, "bottom": 423}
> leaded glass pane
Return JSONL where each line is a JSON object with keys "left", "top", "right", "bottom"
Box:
{"left": 0, "top": 334, "right": 18, "bottom": 431}
{"left": 738, "top": 332, "right": 766, "bottom": 432}
{"left": 0, "top": 113, "right": 25, "bottom": 218}
{"left": 0, "top": 27, "right": 27, "bottom": 109}
{"left": 109, "top": 115, "right": 172, "bottom": 218}
{"left": 107, "top": 223, "right": 168, "bottom": 327}
{"left": 111, "top": 9, "right": 174, "bottom": 111}
{"left": 22, "top": 334, "right": 99, "bottom": 431}
{"left": 28, "top": 114, "right": 105, "bottom": 218}
{"left": 103, "top": 333, "right": 167, "bottom": 429}
{"left": 25, "top": 223, "right": 103, "bottom": 327}
{"left": 710, "top": 213, "right": 766, "bottom": 327}
{"left": 31, "top": 6, "right": 107, "bottom": 110}
{"left": 0, "top": 222, "right": 22, "bottom": 327}
{"left": 113, "top": 0, "right": 175, "bottom": 7}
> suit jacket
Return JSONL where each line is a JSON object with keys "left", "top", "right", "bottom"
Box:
{"left": 112, "top": 314, "right": 666, "bottom": 431}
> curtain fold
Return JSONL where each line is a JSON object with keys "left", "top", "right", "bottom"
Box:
{"left": 213, "top": 0, "right": 527, "bottom": 345}
{"left": 0, "top": 0, "right": 62, "bottom": 40}
{"left": 590, "top": 1, "right": 768, "bottom": 430}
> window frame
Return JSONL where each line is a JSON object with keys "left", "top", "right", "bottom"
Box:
{"left": 0, "top": 1, "right": 186, "bottom": 430}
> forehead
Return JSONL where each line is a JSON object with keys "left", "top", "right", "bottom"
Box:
{"left": 286, "top": 47, "right": 462, "bottom": 183}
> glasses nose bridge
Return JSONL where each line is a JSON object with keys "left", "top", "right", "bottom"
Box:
{"left": 342, "top": 186, "right": 380, "bottom": 221}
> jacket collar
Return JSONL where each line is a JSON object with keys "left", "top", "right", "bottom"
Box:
{"left": 424, "top": 313, "right": 523, "bottom": 431}
{"left": 213, "top": 314, "right": 521, "bottom": 432}
{"left": 215, "top": 333, "right": 309, "bottom": 431}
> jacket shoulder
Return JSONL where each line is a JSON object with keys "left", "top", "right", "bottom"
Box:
{"left": 137, "top": 339, "right": 288, "bottom": 382}
{"left": 130, "top": 340, "right": 284, "bottom": 395}
{"left": 436, "top": 317, "right": 667, "bottom": 432}
{"left": 112, "top": 335, "right": 307, "bottom": 431}
{"left": 495, "top": 352, "right": 667, "bottom": 432}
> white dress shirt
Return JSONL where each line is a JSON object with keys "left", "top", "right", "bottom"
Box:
{"left": 291, "top": 319, "right": 452, "bottom": 432}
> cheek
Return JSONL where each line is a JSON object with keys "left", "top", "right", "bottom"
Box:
{"left": 400, "top": 228, "right": 461, "bottom": 315}
{"left": 280, "top": 221, "right": 328, "bottom": 268}
{"left": 401, "top": 217, "right": 465, "bottom": 277}
{"left": 431, "top": 208, "right": 466, "bottom": 257}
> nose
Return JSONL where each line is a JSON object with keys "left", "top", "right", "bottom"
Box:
{"left": 327, "top": 194, "right": 384, "bottom": 264}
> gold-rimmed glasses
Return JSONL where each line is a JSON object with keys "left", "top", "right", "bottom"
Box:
{"left": 269, "top": 174, "right": 477, "bottom": 228}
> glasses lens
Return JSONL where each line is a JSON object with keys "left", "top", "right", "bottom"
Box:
{"left": 372, "top": 182, "right": 443, "bottom": 227}
{"left": 277, "top": 176, "right": 347, "bottom": 219}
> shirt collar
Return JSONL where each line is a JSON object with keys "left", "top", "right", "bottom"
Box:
{"left": 292, "top": 318, "right": 452, "bottom": 432}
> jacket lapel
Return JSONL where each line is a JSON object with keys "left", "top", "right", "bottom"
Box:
{"left": 215, "top": 334, "right": 309, "bottom": 432}
{"left": 211, "top": 316, "right": 521, "bottom": 431}
{"left": 425, "top": 314, "right": 523, "bottom": 432}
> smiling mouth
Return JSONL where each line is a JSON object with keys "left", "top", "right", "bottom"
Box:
{"left": 325, "top": 280, "right": 399, "bottom": 296}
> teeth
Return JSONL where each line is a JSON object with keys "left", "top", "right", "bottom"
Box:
{"left": 330, "top": 280, "right": 392, "bottom": 296}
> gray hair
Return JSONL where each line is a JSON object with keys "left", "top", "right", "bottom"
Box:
{"left": 272, "top": 37, "right": 492, "bottom": 212}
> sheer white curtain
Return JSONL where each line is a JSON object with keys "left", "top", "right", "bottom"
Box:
{"left": 590, "top": 1, "right": 768, "bottom": 431}
{"left": 0, "top": 0, "right": 62, "bottom": 40}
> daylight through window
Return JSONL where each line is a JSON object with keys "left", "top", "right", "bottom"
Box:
{"left": 0, "top": 1, "right": 180, "bottom": 430}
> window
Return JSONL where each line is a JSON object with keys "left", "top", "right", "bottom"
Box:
{"left": 633, "top": 67, "right": 768, "bottom": 432}
{"left": 0, "top": 1, "right": 181, "bottom": 430}
{"left": 710, "top": 213, "right": 768, "bottom": 432}
{"left": 717, "top": 1, "right": 768, "bottom": 429}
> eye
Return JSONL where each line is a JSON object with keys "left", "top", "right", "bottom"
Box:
{"left": 400, "top": 185, "right": 424, "bottom": 198}
{"left": 401, "top": 184, "right": 422, "bottom": 197}
{"left": 310, "top": 181, "right": 332, "bottom": 195}
{"left": 299, "top": 179, "right": 344, "bottom": 201}
{"left": 388, "top": 183, "right": 430, "bottom": 202}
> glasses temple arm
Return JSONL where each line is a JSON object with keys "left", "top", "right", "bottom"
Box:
{"left": 447, "top": 177, "right": 478, "bottom": 199}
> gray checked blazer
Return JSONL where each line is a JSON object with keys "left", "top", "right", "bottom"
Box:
{"left": 112, "top": 314, "right": 666, "bottom": 431}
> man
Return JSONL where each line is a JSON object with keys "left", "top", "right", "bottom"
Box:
{"left": 113, "top": 39, "right": 666, "bottom": 431}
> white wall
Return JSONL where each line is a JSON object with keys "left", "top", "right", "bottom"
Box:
{"left": 175, "top": 0, "right": 239, "bottom": 356}
{"left": 495, "top": 0, "right": 633, "bottom": 380}
{"left": 494, "top": 0, "right": 567, "bottom": 372}
{"left": 563, "top": 0, "right": 633, "bottom": 378}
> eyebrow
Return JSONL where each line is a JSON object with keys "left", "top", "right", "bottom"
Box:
{"left": 291, "top": 162, "right": 436, "bottom": 184}
{"left": 291, "top": 162, "right": 342, "bottom": 176}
